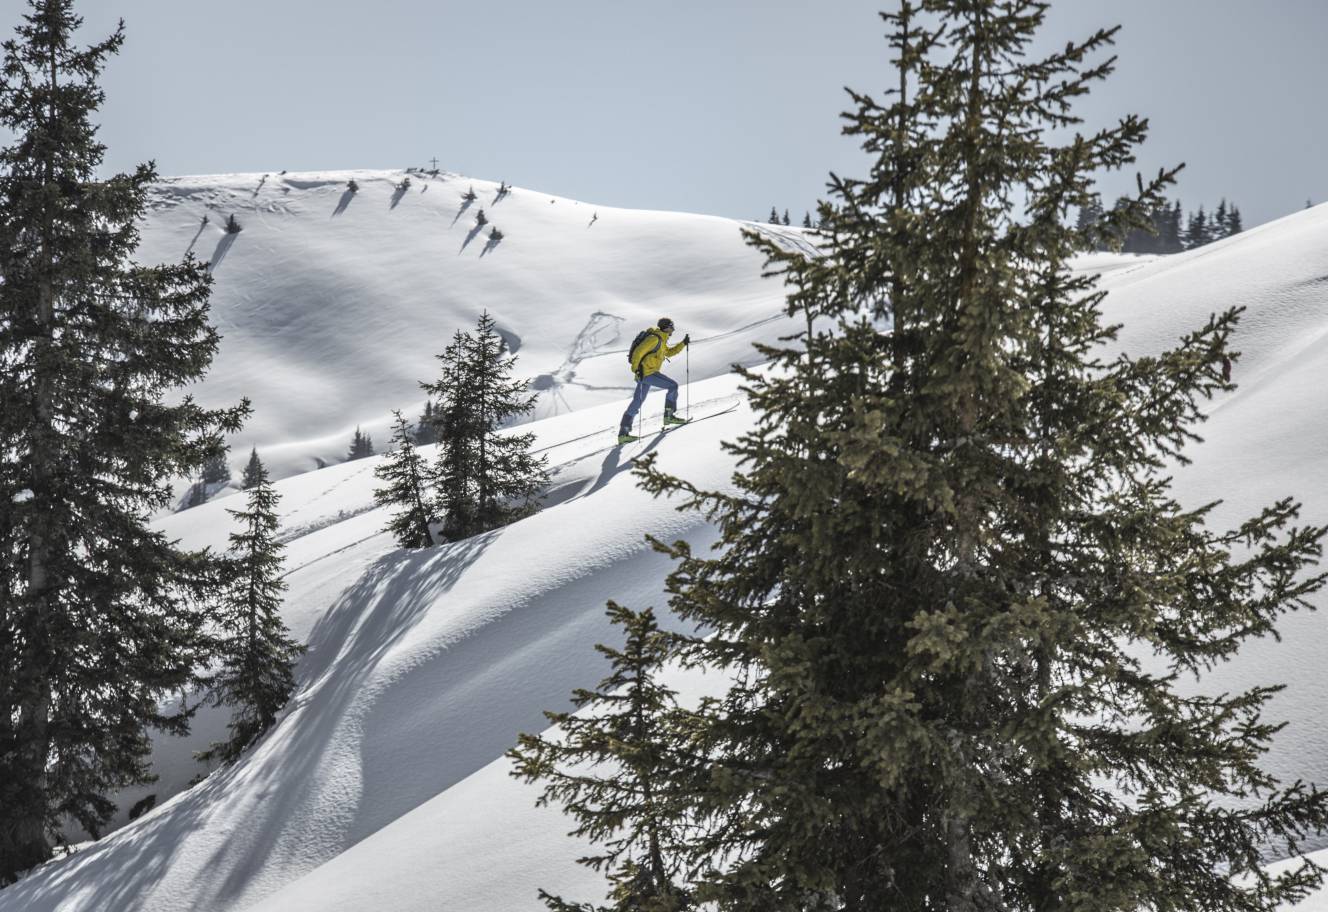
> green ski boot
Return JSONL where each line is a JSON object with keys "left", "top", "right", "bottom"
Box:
{"left": 617, "top": 432, "right": 640, "bottom": 444}
{"left": 663, "top": 410, "right": 689, "bottom": 428}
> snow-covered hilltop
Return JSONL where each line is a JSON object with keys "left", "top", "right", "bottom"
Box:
{"left": 4, "top": 179, "right": 1328, "bottom": 912}
{"left": 137, "top": 169, "right": 800, "bottom": 482}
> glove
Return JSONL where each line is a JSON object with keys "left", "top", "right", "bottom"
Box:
{"left": 682, "top": 334, "right": 690, "bottom": 346}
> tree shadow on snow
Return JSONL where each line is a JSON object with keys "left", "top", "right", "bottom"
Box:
{"left": 0, "top": 747, "right": 219, "bottom": 912}
{"left": 450, "top": 197, "right": 474, "bottom": 227}
{"left": 208, "top": 233, "right": 238, "bottom": 272}
{"left": 332, "top": 189, "right": 355, "bottom": 217}
{"left": 184, "top": 221, "right": 207, "bottom": 258}
{"left": 459, "top": 222, "right": 484, "bottom": 254}
{"left": 204, "top": 532, "right": 499, "bottom": 903}
{"left": 389, "top": 184, "right": 409, "bottom": 210}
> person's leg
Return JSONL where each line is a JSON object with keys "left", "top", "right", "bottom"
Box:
{"left": 654, "top": 373, "right": 679, "bottom": 414}
{"left": 619, "top": 378, "right": 649, "bottom": 435}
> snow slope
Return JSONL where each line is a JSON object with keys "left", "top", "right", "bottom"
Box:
{"left": 137, "top": 169, "right": 802, "bottom": 482}
{"left": 4, "top": 188, "right": 1328, "bottom": 912}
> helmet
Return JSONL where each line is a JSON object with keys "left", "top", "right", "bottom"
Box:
{"left": 658, "top": 317, "right": 675, "bottom": 333}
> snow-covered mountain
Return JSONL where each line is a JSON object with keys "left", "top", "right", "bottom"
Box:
{"left": 136, "top": 169, "right": 802, "bottom": 482}
{"left": 4, "top": 175, "right": 1328, "bottom": 912}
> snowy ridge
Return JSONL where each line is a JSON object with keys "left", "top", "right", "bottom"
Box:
{"left": 134, "top": 169, "right": 797, "bottom": 484}
{"left": 3, "top": 187, "right": 1328, "bottom": 911}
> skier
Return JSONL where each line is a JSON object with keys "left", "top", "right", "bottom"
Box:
{"left": 618, "top": 318, "right": 689, "bottom": 443}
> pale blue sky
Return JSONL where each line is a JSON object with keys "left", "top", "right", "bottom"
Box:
{"left": 2, "top": 0, "right": 1325, "bottom": 227}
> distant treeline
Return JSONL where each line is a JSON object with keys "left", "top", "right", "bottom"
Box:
{"left": 1079, "top": 197, "right": 1243, "bottom": 255}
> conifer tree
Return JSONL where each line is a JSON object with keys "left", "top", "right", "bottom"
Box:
{"left": 201, "top": 448, "right": 231, "bottom": 486}
{"left": 1165, "top": 198, "right": 1185, "bottom": 252}
{"left": 241, "top": 447, "right": 264, "bottom": 490}
{"left": 1228, "top": 203, "right": 1244, "bottom": 235}
{"left": 374, "top": 411, "right": 436, "bottom": 549}
{"left": 1215, "top": 197, "right": 1229, "bottom": 237}
{"left": 768, "top": 205, "right": 780, "bottom": 224}
{"left": 414, "top": 399, "right": 438, "bottom": 446}
{"left": 781, "top": 208, "right": 790, "bottom": 225}
{"left": 623, "top": 2, "right": 1328, "bottom": 908}
{"left": 801, "top": 211, "right": 812, "bottom": 228}
{"left": 198, "top": 464, "right": 302, "bottom": 765}
{"left": 0, "top": 0, "right": 248, "bottom": 880}
{"left": 422, "top": 313, "right": 548, "bottom": 539}
{"left": 1186, "top": 204, "right": 1210, "bottom": 249}
{"left": 422, "top": 329, "right": 479, "bottom": 538}
{"left": 346, "top": 426, "right": 375, "bottom": 461}
{"left": 510, "top": 603, "right": 696, "bottom": 912}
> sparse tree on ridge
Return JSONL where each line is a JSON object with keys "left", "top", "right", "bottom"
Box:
{"left": 202, "top": 449, "right": 231, "bottom": 486}
{"left": 1228, "top": 204, "right": 1244, "bottom": 235}
{"left": 198, "top": 464, "right": 303, "bottom": 765}
{"left": 347, "top": 179, "right": 359, "bottom": 194}
{"left": 463, "top": 185, "right": 478, "bottom": 202}
{"left": 374, "top": 411, "right": 436, "bottom": 549}
{"left": 346, "top": 426, "right": 375, "bottom": 461}
{"left": 610, "top": 1, "right": 1328, "bottom": 908}
{"left": 414, "top": 400, "right": 438, "bottom": 446}
{"left": 225, "top": 213, "right": 242, "bottom": 234}
{"left": 801, "top": 210, "right": 812, "bottom": 228}
{"left": 0, "top": 1, "right": 249, "bottom": 880}
{"left": 510, "top": 603, "right": 696, "bottom": 912}
{"left": 782, "top": 208, "right": 790, "bottom": 225}
{"left": 241, "top": 448, "right": 265, "bottom": 490}
{"left": 1185, "top": 204, "right": 1210, "bottom": 249}
{"left": 768, "top": 205, "right": 779, "bottom": 224}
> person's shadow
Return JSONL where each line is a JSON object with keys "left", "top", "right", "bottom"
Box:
{"left": 576, "top": 430, "right": 666, "bottom": 501}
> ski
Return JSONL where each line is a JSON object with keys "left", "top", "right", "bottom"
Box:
{"left": 658, "top": 401, "right": 740, "bottom": 433}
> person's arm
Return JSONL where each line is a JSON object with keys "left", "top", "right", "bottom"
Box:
{"left": 665, "top": 336, "right": 687, "bottom": 358}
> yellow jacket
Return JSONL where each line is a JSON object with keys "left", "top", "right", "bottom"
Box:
{"left": 629, "top": 327, "right": 685, "bottom": 378}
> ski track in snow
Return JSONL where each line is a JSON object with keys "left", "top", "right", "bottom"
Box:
{"left": 5, "top": 174, "right": 1328, "bottom": 912}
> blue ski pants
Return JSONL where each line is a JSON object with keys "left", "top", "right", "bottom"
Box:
{"left": 619, "top": 372, "right": 678, "bottom": 435}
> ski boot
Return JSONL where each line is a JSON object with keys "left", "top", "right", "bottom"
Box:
{"left": 617, "top": 432, "right": 640, "bottom": 444}
{"left": 663, "top": 410, "right": 689, "bottom": 428}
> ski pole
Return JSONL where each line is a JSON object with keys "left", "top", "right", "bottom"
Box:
{"left": 685, "top": 343, "right": 690, "bottom": 419}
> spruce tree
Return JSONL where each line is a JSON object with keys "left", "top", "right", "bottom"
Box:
{"left": 198, "top": 464, "right": 302, "bottom": 765}
{"left": 624, "top": 2, "right": 1328, "bottom": 908}
{"left": 414, "top": 399, "right": 438, "bottom": 445}
{"left": 422, "top": 329, "right": 479, "bottom": 539}
{"left": 201, "top": 448, "right": 231, "bottom": 486}
{"left": 422, "top": 313, "right": 548, "bottom": 539}
{"left": 1165, "top": 198, "right": 1185, "bottom": 252}
{"left": 374, "top": 410, "right": 436, "bottom": 549}
{"left": 240, "top": 447, "right": 264, "bottom": 490}
{"left": 1185, "top": 204, "right": 1212, "bottom": 249}
{"left": 1229, "top": 203, "right": 1244, "bottom": 234}
{"left": 801, "top": 210, "right": 812, "bottom": 228}
{"left": 768, "top": 205, "right": 780, "bottom": 224}
{"left": 465, "top": 312, "right": 548, "bottom": 532}
{"left": 346, "top": 426, "right": 375, "bottom": 461}
{"left": 0, "top": 0, "right": 248, "bottom": 881}
{"left": 510, "top": 603, "right": 696, "bottom": 912}
{"left": 1215, "top": 197, "right": 1229, "bottom": 237}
